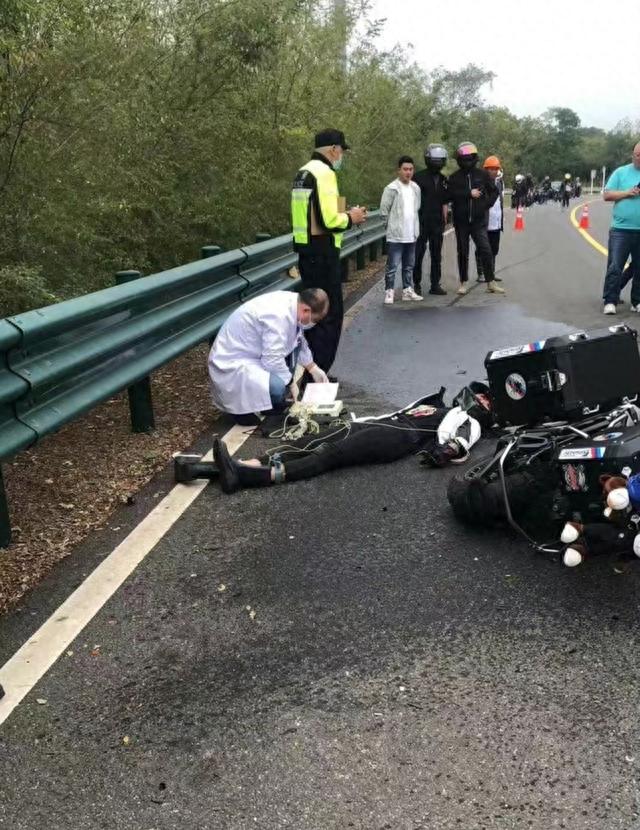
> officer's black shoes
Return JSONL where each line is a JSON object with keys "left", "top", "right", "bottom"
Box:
{"left": 213, "top": 438, "right": 241, "bottom": 494}
{"left": 429, "top": 285, "right": 447, "bottom": 295}
{"left": 414, "top": 283, "right": 422, "bottom": 296}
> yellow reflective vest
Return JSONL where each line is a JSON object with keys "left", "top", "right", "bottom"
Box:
{"left": 291, "top": 154, "right": 351, "bottom": 249}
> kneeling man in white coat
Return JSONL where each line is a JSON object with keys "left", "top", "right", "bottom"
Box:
{"left": 208, "top": 288, "right": 330, "bottom": 423}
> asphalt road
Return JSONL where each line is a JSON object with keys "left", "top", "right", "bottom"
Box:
{"left": 3, "top": 198, "right": 640, "bottom": 830}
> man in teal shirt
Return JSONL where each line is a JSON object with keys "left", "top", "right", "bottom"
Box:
{"left": 602, "top": 142, "right": 640, "bottom": 314}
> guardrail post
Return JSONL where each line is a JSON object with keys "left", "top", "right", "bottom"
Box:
{"left": 341, "top": 256, "right": 350, "bottom": 283}
{"left": 0, "top": 466, "right": 11, "bottom": 548}
{"left": 115, "top": 270, "right": 155, "bottom": 434}
{"left": 369, "top": 240, "right": 378, "bottom": 262}
{"left": 255, "top": 233, "right": 271, "bottom": 243}
{"left": 201, "top": 245, "right": 223, "bottom": 258}
{"left": 356, "top": 247, "right": 366, "bottom": 270}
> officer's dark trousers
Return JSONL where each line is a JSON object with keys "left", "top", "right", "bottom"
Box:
{"left": 455, "top": 222, "right": 494, "bottom": 283}
{"left": 413, "top": 223, "right": 444, "bottom": 290}
{"left": 297, "top": 237, "right": 343, "bottom": 372}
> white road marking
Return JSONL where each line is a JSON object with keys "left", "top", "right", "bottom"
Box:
{"left": 0, "top": 423, "right": 249, "bottom": 726}
{"left": 0, "top": 272, "right": 382, "bottom": 726}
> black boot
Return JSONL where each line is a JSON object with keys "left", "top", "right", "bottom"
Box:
{"left": 174, "top": 454, "right": 218, "bottom": 483}
{"left": 429, "top": 285, "right": 447, "bottom": 296}
{"left": 213, "top": 439, "right": 272, "bottom": 494}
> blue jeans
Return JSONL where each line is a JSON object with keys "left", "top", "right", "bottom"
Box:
{"left": 269, "top": 373, "right": 288, "bottom": 410}
{"left": 603, "top": 229, "right": 640, "bottom": 305}
{"left": 385, "top": 242, "right": 416, "bottom": 290}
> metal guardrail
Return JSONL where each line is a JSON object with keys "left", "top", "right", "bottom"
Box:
{"left": 0, "top": 211, "right": 386, "bottom": 545}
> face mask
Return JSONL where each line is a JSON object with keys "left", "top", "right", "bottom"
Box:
{"left": 333, "top": 155, "right": 344, "bottom": 171}
{"left": 301, "top": 321, "right": 316, "bottom": 330}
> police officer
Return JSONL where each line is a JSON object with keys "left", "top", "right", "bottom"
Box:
{"left": 291, "top": 129, "right": 366, "bottom": 373}
{"left": 413, "top": 144, "right": 449, "bottom": 296}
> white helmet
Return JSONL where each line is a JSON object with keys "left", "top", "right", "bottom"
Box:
{"left": 515, "top": 173, "right": 524, "bottom": 183}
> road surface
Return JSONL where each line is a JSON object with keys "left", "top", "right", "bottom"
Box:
{"left": 2, "top": 198, "right": 640, "bottom": 830}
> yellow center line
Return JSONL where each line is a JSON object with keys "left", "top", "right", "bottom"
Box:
{"left": 569, "top": 199, "right": 608, "bottom": 257}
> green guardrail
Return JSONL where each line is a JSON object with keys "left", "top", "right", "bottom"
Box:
{"left": 0, "top": 213, "right": 387, "bottom": 547}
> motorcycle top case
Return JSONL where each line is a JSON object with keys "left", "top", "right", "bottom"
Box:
{"left": 555, "top": 423, "right": 640, "bottom": 521}
{"left": 485, "top": 325, "right": 640, "bottom": 425}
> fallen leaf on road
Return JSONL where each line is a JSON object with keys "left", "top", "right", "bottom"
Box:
{"left": 122, "top": 736, "right": 131, "bottom": 746}
{"left": 36, "top": 698, "right": 47, "bottom": 705}
{"left": 217, "top": 584, "right": 226, "bottom": 592}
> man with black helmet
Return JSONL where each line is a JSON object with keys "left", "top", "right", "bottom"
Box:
{"left": 447, "top": 141, "right": 504, "bottom": 295}
{"left": 413, "top": 144, "right": 449, "bottom": 296}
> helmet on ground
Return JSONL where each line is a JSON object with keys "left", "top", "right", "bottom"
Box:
{"left": 483, "top": 155, "right": 501, "bottom": 169}
{"left": 515, "top": 173, "right": 524, "bottom": 183}
{"left": 455, "top": 141, "right": 478, "bottom": 170}
{"left": 424, "top": 143, "right": 448, "bottom": 170}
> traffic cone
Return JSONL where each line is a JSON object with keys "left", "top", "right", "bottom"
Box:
{"left": 579, "top": 204, "right": 590, "bottom": 229}
{"left": 514, "top": 205, "right": 524, "bottom": 231}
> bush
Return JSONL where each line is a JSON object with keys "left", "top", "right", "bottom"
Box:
{"left": 0, "top": 265, "right": 58, "bottom": 317}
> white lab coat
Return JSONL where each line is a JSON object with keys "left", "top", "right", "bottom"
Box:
{"left": 208, "top": 291, "right": 314, "bottom": 414}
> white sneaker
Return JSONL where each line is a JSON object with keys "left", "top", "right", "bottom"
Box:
{"left": 631, "top": 304, "right": 640, "bottom": 312}
{"left": 603, "top": 303, "right": 617, "bottom": 315}
{"left": 457, "top": 284, "right": 468, "bottom": 295}
{"left": 486, "top": 281, "right": 505, "bottom": 294}
{"left": 402, "top": 286, "right": 423, "bottom": 301}
{"left": 384, "top": 289, "right": 394, "bottom": 305}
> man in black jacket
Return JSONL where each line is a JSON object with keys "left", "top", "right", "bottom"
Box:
{"left": 447, "top": 141, "right": 504, "bottom": 295}
{"left": 412, "top": 144, "right": 449, "bottom": 296}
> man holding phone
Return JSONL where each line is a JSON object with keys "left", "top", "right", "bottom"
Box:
{"left": 291, "top": 129, "right": 367, "bottom": 372}
{"left": 602, "top": 142, "right": 640, "bottom": 315}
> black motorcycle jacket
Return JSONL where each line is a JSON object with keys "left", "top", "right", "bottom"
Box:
{"left": 413, "top": 168, "right": 448, "bottom": 229}
{"left": 447, "top": 168, "right": 498, "bottom": 226}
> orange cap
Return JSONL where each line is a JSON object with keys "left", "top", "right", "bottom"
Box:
{"left": 483, "top": 155, "right": 501, "bottom": 169}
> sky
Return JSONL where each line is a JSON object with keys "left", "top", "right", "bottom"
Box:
{"left": 370, "top": 0, "right": 640, "bottom": 130}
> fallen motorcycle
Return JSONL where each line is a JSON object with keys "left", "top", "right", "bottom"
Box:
{"left": 447, "top": 402, "right": 640, "bottom": 556}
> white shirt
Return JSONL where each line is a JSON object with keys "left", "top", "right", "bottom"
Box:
{"left": 208, "top": 291, "right": 313, "bottom": 414}
{"left": 400, "top": 182, "right": 416, "bottom": 242}
{"left": 488, "top": 194, "right": 502, "bottom": 231}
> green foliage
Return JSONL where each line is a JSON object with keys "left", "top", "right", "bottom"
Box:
{"left": 0, "top": 264, "right": 58, "bottom": 316}
{"left": 0, "top": 0, "right": 637, "bottom": 315}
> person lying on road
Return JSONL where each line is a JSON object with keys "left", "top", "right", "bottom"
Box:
{"left": 211, "top": 389, "right": 481, "bottom": 494}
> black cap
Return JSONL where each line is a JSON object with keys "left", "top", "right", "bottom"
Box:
{"left": 314, "top": 128, "right": 350, "bottom": 150}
